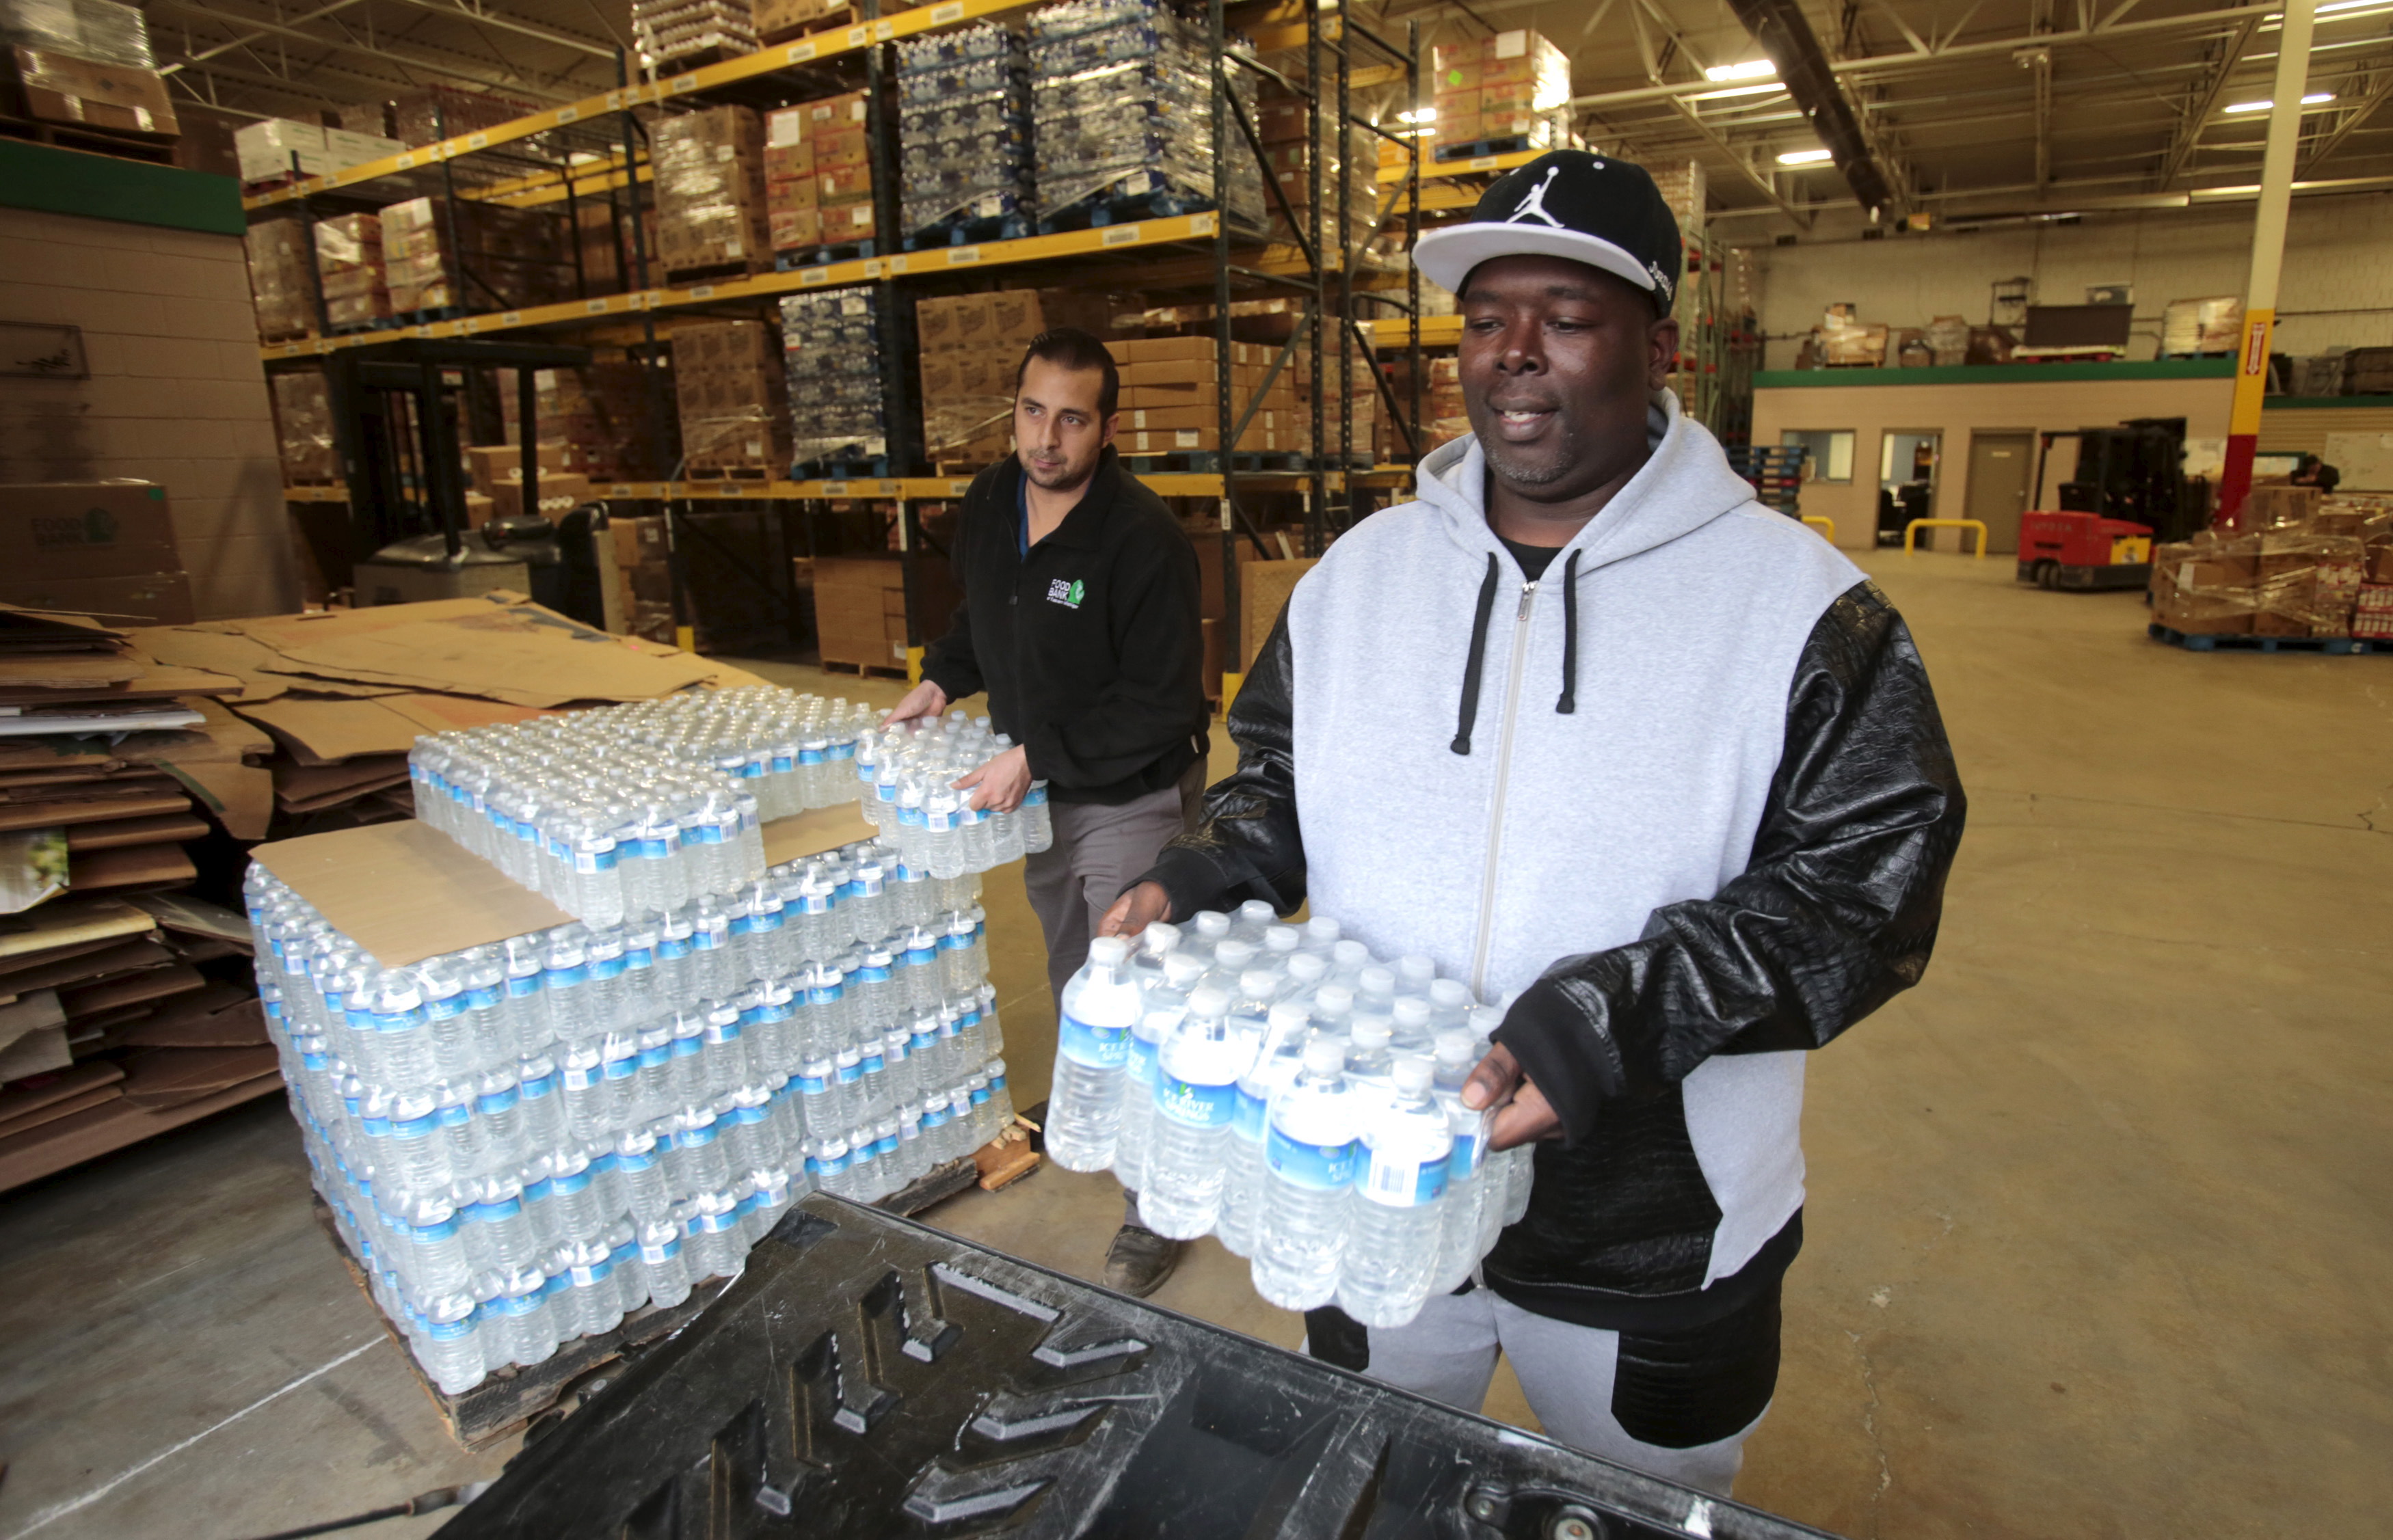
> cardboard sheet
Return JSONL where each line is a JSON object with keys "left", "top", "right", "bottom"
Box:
{"left": 67, "top": 842, "right": 199, "bottom": 893}
{"left": 235, "top": 692, "right": 543, "bottom": 765}
{"left": 113, "top": 984, "right": 266, "bottom": 1049}
{"left": 255, "top": 805, "right": 878, "bottom": 967}
{"left": 0, "top": 897, "right": 156, "bottom": 960}
{"left": 126, "top": 892, "right": 253, "bottom": 948}
{"left": 0, "top": 988, "right": 64, "bottom": 1050}
{"left": 68, "top": 813, "right": 212, "bottom": 850}
{"left": 0, "top": 936, "right": 174, "bottom": 992}
{"left": 0, "top": 789, "right": 191, "bottom": 832}
{"left": 118, "top": 1044, "right": 280, "bottom": 1109}
{"left": 0, "top": 1081, "right": 120, "bottom": 1139}
{"left": 0, "top": 1023, "right": 69, "bottom": 1079}
{"left": 0, "top": 1071, "right": 280, "bottom": 1193}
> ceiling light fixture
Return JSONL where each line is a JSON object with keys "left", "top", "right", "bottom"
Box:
{"left": 2224, "top": 92, "right": 2338, "bottom": 111}
{"left": 1704, "top": 59, "right": 1778, "bottom": 81}
{"left": 1398, "top": 106, "right": 1436, "bottom": 123}
{"left": 1777, "top": 148, "right": 1834, "bottom": 165}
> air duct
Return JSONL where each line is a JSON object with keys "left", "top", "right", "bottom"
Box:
{"left": 1724, "top": 0, "right": 1898, "bottom": 216}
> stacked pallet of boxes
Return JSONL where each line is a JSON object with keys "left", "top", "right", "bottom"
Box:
{"left": 1423, "top": 356, "right": 1467, "bottom": 450}
{"left": 814, "top": 557, "right": 909, "bottom": 672}
{"left": 243, "top": 219, "right": 317, "bottom": 341}
{"left": 754, "top": 0, "right": 897, "bottom": 43}
{"left": 1430, "top": 29, "right": 1570, "bottom": 161}
{"left": 379, "top": 197, "right": 568, "bottom": 314}
{"left": 2340, "top": 347, "right": 2393, "bottom": 396}
{"left": 1817, "top": 304, "right": 1888, "bottom": 367}
{"left": 674, "top": 318, "right": 790, "bottom": 477}
{"left": 916, "top": 288, "right": 1138, "bottom": 468}
{"left": 634, "top": 0, "right": 756, "bottom": 66}
{"left": 1028, "top": 0, "right": 1264, "bottom": 231}
{"left": 497, "top": 364, "right": 671, "bottom": 487}
{"left": 1117, "top": 338, "right": 1302, "bottom": 460}
{"left": 231, "top": 118, "right": 404, "bottom": 188}
{"left": 2151, "top": 488, "right": 2391, "bottom": 639}
{"left": 312, "top": 213, "right": 390, "bottom": 331}
{"left": 654, "top": 105, "right": 769, "bottom": 279}
{"left": 896, "top": 23, "right": 1032, "bottom": 244}
{"left": 2162, "top": 297, "right": 2241, "bottom": 357}
{"left": 764, "top": 92, "right": 874, "bottom": 260}
{"left": 780, "top": 289, "right": 887, "bottom": 473}
{"left": 611, "top": 517, "right": 678, "bottom": 645}
{"left": 1257, "top": 90, "right": 1380, "bottom": 261}
{"left": 1, "top": 0, "right": 179, "bottom": 146}
{"left": 462, "top": 442, "right": 585, "bottom": 528}
{"left": 269, "top": 373, "right": 339, "bottom": 485}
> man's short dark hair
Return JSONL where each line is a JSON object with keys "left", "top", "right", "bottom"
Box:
{"left": 1015, "top": 327, "right": 1119, "bottom": 417}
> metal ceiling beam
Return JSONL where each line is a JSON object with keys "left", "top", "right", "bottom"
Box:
{"left": 2156, "top": 15, "right": 2262, "bottom": 187}
{"left": 2301, "top": 68, "right": 2393, "bottom": 167}
{"left": 1724, "top": 0, "right": 1900, "bottom": 213}
{"left": 159, "top": 0, "right": 365, "bottom": 72}
{"left": 152, "top": 0, "right": 578, "bottom": 99}
{"left": 379, "top": 0, "right": 616, "bottom": 57}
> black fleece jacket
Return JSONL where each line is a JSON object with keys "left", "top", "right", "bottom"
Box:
{"left": 922, "top": 450, "right": 1208, "bottom": 805}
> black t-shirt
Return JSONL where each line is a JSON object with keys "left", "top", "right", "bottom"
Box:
{"left": 1499, "top": 534, "right": 1563, "bottom": 581}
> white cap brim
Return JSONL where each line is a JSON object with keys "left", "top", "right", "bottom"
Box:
{"left": 1414, "top": 223, "right": 1658, "bottom": 299}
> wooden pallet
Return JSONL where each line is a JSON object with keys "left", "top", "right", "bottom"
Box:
{"left": 682, "top": 463, "right": 775, "bottom": 482}
{"left": 315, "top": 1154, "right": 981, "bottom": 1450}
{"left": 820, "top": 657, "right": 909, "bottom": 679}
{"left": 2147, "top": 623, "right": 2392, "bottom": 655}
{"left": 0, "top": 112, "right": 178, "bottom": 165}
{"left": 663, "top": 258, "right": 768, "bottom": 287}
{"left": 758, "top": 3, "right": 863, "bottom": 46}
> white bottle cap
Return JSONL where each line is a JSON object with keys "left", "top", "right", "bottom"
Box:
{"left": 1358, "top": 965, "right": 1395, "bottom": 995}
{"left": 1240, "top": 969, "right": 1281, "bottom": 999}
{"left": 1467, "top": 1005, "right": 1503, "bottom": 1040}
{"left": 1285, "top": 951, "right": 1327, "bottom": 982}
{"left": 1216, "top": 939, "right": 1257, "bottom": 969}
{"left": 1264, "top": 925, "right": 1300, "bottom": 953}
{"left": 1393, "top": 1056, "right": 1435, "bottom": 1095}
{"left": 1333, "top": 939, "right": 1370, "bottom": 966}
{"left": 1089, "top": 935, "right": 1131, "bottom": 964}
{"left": 1430, "top": 978, "right": 1471, "bottom": 1007}
{"left": 1238, "top": 900, "right": 1275, "bottom": 923}
{"left": 1142, "top": 921, "right": 1182, "bottom": 954}
{"left": 1193, "top": 910, "right": 1232, "bottom": 938}
{"left": 1305, "top": 916, "right": 1342, "bottom": 943}
{"left": 1314, "top": 984, "right": 1355, "bottom": 1013}
{"left": 1393, "top": 997, "right": 1432, "bottom": 1027}
{"left": 1433, "top": 1029, "right": 1473, "bottom": 1064}
{"left": 1302, "top": 1038, "right": 1347, "bottom": 1075}
{"left": 1164, "top": 952, "right": 1209, "bottom": 986}
{"left": 1187, "top": 984, "right": 1231, "bottom": 1017}
{"left": 1352, "top": 1020, "right": 1393, "bottom": 1049}
{"left": 1268, "top": 1002, "right": 1313, "bottom": 1031}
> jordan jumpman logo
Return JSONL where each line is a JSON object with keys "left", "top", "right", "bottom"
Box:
{"left": 1506, "top": 165, "right": 1566, "bottom": 227}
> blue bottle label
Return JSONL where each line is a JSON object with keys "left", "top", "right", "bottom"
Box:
{"left": 604, "top": 1056, "right": 639, "bottom": 1081}
{"left": 658, "top": 935, "right": 693, "bottom": 961}
{"left": 834, "top": 1062, "right": 862, "bottom": 1086}
{"left": 922, "top": 1103, "right": 951, "bottom": 1128}
{"left": 590, "top": 956, "right": 626, "bottom": 981}
{"left": 1266, "top": 1127, "right": 1357, "bottom": 1191}
{"left": 464, "top": 986, "right": 503, "bottom": 1011}
{"left": 425, "top": 995, "right": 466, "bottom": 1022}
{"left": 874, "top": 1134, "right": 898, "bottom": 1157}
{"left": 1126, "top": 1036, "right": 1160, "bottom": 1084}
{"left": 507, "top": 974, "right": 542, "bottom": 999}
{"left": 641, "top": 1236, "right": 682, "bottom": 1264}
{"left": 1058, "top": 1011, "right": 1129, "bottom": 1069}
{"left": 565, "top": 1062, "right": 603, "bottom": 1091}
{"left": 545, "top": 964, "right": 589, "bottom": 989}
{"left": 691, "top": 823, "right": 728, "bottom": 845}
{"left": 552, "top": 1169, "right": 593, "bottom": 1196}
{"left": 520, "top": 1071, "right": 559, "bottom": 1101}
{"left": 639, "top": 1043, "right": 672, "bottom": 1070}
{"left": 1449, "top": 1131, "right": 1484, "bottom": 1178}
{"left": 1155, "top": 1075, "right": 1235, "bottom": 1129}
{"left": 477, "top": 1085, "right": 519, "bottom": 1116}
{"left": 671, "top": 1036, "right": 704, "bottom": 1060}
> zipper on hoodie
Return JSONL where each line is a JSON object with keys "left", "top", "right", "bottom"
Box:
{"left": 1469, "top": 578, "right": 1538, "bottom": 999}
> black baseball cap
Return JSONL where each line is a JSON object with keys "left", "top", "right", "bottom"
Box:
{"left": 1414, "top": 150, "right": 1683, "bottom": 314}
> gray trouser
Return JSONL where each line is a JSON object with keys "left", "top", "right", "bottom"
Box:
{"left": 1356, "top": 1288, "right": 1766, "bottom": 1500}
{"left": 1022, "top": 757, "right": 1206, "bottom": 1007}
{"left": 1023, "top": 759, "right": 1205, "bottom": 1234}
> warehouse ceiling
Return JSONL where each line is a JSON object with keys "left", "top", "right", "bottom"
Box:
{"left": 148, "top": 0, "right": 2393, "bottom": 230}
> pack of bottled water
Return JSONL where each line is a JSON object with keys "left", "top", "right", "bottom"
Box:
{"left": 244, "top": 824, "right": 1019, "bottom": 1397}
{"left": 1043, "top": 903, "right": 1533, "bottom": 1329}
{"left": 409, "top": 691, "right": 1052, "bottom": 926}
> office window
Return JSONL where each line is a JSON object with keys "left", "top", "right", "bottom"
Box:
{"left": 1781, "top": 429, "right": 1855, "bottom": 483}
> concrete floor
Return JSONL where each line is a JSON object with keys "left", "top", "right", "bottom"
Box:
{"left": 2, "top": 552, "right": 2388, "bottom": 1539}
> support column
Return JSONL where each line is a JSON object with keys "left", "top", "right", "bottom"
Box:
{"left": 2217, "top": 0, "right": 2317, "bottom": 528}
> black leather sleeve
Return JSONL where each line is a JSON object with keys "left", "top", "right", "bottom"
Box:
{"left": 1136, "top": 608, "right": 1307, "bottom": 919}
{"left": 1495, "top": 581, "right": 1966, "bottom": 1145}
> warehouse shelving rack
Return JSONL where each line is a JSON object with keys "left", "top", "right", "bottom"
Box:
{"left": 249, "top": 0, "right": 1452, "bottom": 679}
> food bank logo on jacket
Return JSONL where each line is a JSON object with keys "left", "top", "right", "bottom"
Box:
{"left": 1047, "top": 578, "right": 1086, "bottom": 609}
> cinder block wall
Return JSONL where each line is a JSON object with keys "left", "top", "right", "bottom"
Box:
{"left": 1748, "top": 191, "right": 2393, "bottom": 367}
{"left": 0, "top": 205, "right": 300, "bottom": 619}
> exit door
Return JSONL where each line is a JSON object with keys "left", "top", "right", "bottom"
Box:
{"left": 1966, "top": 431, "right": 2037, "bottom": 554}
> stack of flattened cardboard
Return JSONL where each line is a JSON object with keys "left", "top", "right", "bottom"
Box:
{"left": 131, "top": 592, "right": 768, "bottom": 833}
{"left": 0, "top": 891, "right": 276, "bottom": 1193}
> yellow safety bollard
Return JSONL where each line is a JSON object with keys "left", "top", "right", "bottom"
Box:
{"left": 1902, "top": 517, "right": 1990, "bottom": 558}
{"left": 905, "top": 646, "right": 925, "bottom": 686}
{"left": 1800, "top": 515, "right": 1836, "bottom": 543}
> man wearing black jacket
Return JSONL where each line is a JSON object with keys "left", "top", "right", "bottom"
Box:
{"left": 884, "top": 326, "right": 1209, "bottom": 1296}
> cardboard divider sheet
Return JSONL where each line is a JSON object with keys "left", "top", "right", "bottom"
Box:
{"left": 256, "top": 805, "right": 880, "bottom": 967}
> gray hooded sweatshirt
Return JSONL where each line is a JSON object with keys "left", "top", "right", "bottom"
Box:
{"left": 1149, "top": 391, "right": 1965, "bottom": 1329}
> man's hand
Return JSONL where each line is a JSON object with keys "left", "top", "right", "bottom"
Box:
{"left": 1462, "top": 1042, "right": 1564, "bottom": 1151}
{"left": 1097, "top": 880, "right": 1173, "bottom": 939}
{"left": 881, "top": 679, "right": 948, "bottom": 729}
{"left": 955, "top": 743, "right": 1030, "bottom": 813}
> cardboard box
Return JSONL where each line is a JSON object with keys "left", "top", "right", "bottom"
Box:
{"left": 0, "top": 483, "right": 182, "bottom": 580}
{"left": 7, "top": 46, "right": 177, "bottom": 137}
{"left": 0, "top": 571, "right": 193, "bottom": 625}
{"left": 812, "top": 556, "right": 909, "bottom": 666}
{"left": 763, "top": 140, "right": 817, "bottom": 183}
{"left": 485, "top": 474, "right": 593, "bottom": 524}
{"left": 813, "top": 122, "right": 868, "bottom": 171}
{"left": 464, "top": 443, "right": 571, "bottom": 495}
{"left": 823, "top": 200, "right": 877, "bottom": 241}
{"left": 770, "top": 206, "right": 823, "bottom": 251}
{"left": 816, "top": 165, "right": 872, "bottom": 205}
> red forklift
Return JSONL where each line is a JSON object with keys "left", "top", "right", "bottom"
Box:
{"left": 2015, "top": 420, "right": 2190, "bottom": 591}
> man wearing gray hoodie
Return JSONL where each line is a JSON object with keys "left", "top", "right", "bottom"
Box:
{"left": 1103, "top": 153, "right": 1965, "bottom": 1496}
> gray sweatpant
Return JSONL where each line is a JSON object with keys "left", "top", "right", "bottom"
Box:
{"left": 1359, "top": 1288, "right": 1765, "bottom": 1499}
{"left": 1023, "top": 759, "right": 1205, "bottom": 1232}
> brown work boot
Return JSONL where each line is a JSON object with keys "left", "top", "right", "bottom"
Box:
{"left": 1104, "top": 1222, "right": 1185, "bottom": 1297}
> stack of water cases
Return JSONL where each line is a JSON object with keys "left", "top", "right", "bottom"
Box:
{"left": 896, "top": 23, "right": 1035, "bottom": 241}
{"left": 1027, "top": 0, "right": 1266, "bottom": 230}
{"left": 1043, "top": 906, "right": 1533, "bottom": 1328}
{"left": 778, "top": 288, "right": 888, "bottom": 472}
{"left": 251, "top": 694, "right": 1039, "bottom": 1395}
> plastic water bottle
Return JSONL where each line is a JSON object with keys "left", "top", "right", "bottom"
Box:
{"left": 1137, "top": 986, "right": 1246, "bottom": 1241}
{"left": 1116, "top": 951, "right": 1204, "bottom": 1193}
{"left": 1218, "top": 1001, "right": 1311, "bottom": 1258}
{"left": 1337, "top": 1056, "right": 1452, "bottom": 1328}
{"left": 1043, "top": 936, "right": 1137, "bottom": 1172}
{"left": 1021, "top": 780, "right": 1053, "bottom": 854}
{"left": 1428, "top": 1030, "right": 1490, "bottom": 1293}
{"left": 1251, "top": 1038, "right": 1360, "bottom": 1311}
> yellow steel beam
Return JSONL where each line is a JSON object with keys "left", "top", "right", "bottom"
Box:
{"left": 281, "top": 467, "right": 1407, "bottom": 504}
{"left": 1368, "top": 314, "right": 1460, "bottom": 347}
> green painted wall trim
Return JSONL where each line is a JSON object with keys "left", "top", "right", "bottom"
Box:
{"left": 2262, "top": 394, "right": 2393, "bottom": 409}
{"left": 0, "top": 140, "right": 245, "bottom": 237}
{"left": 1753, "top": 359, "right": 2236, "bottom": 389}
